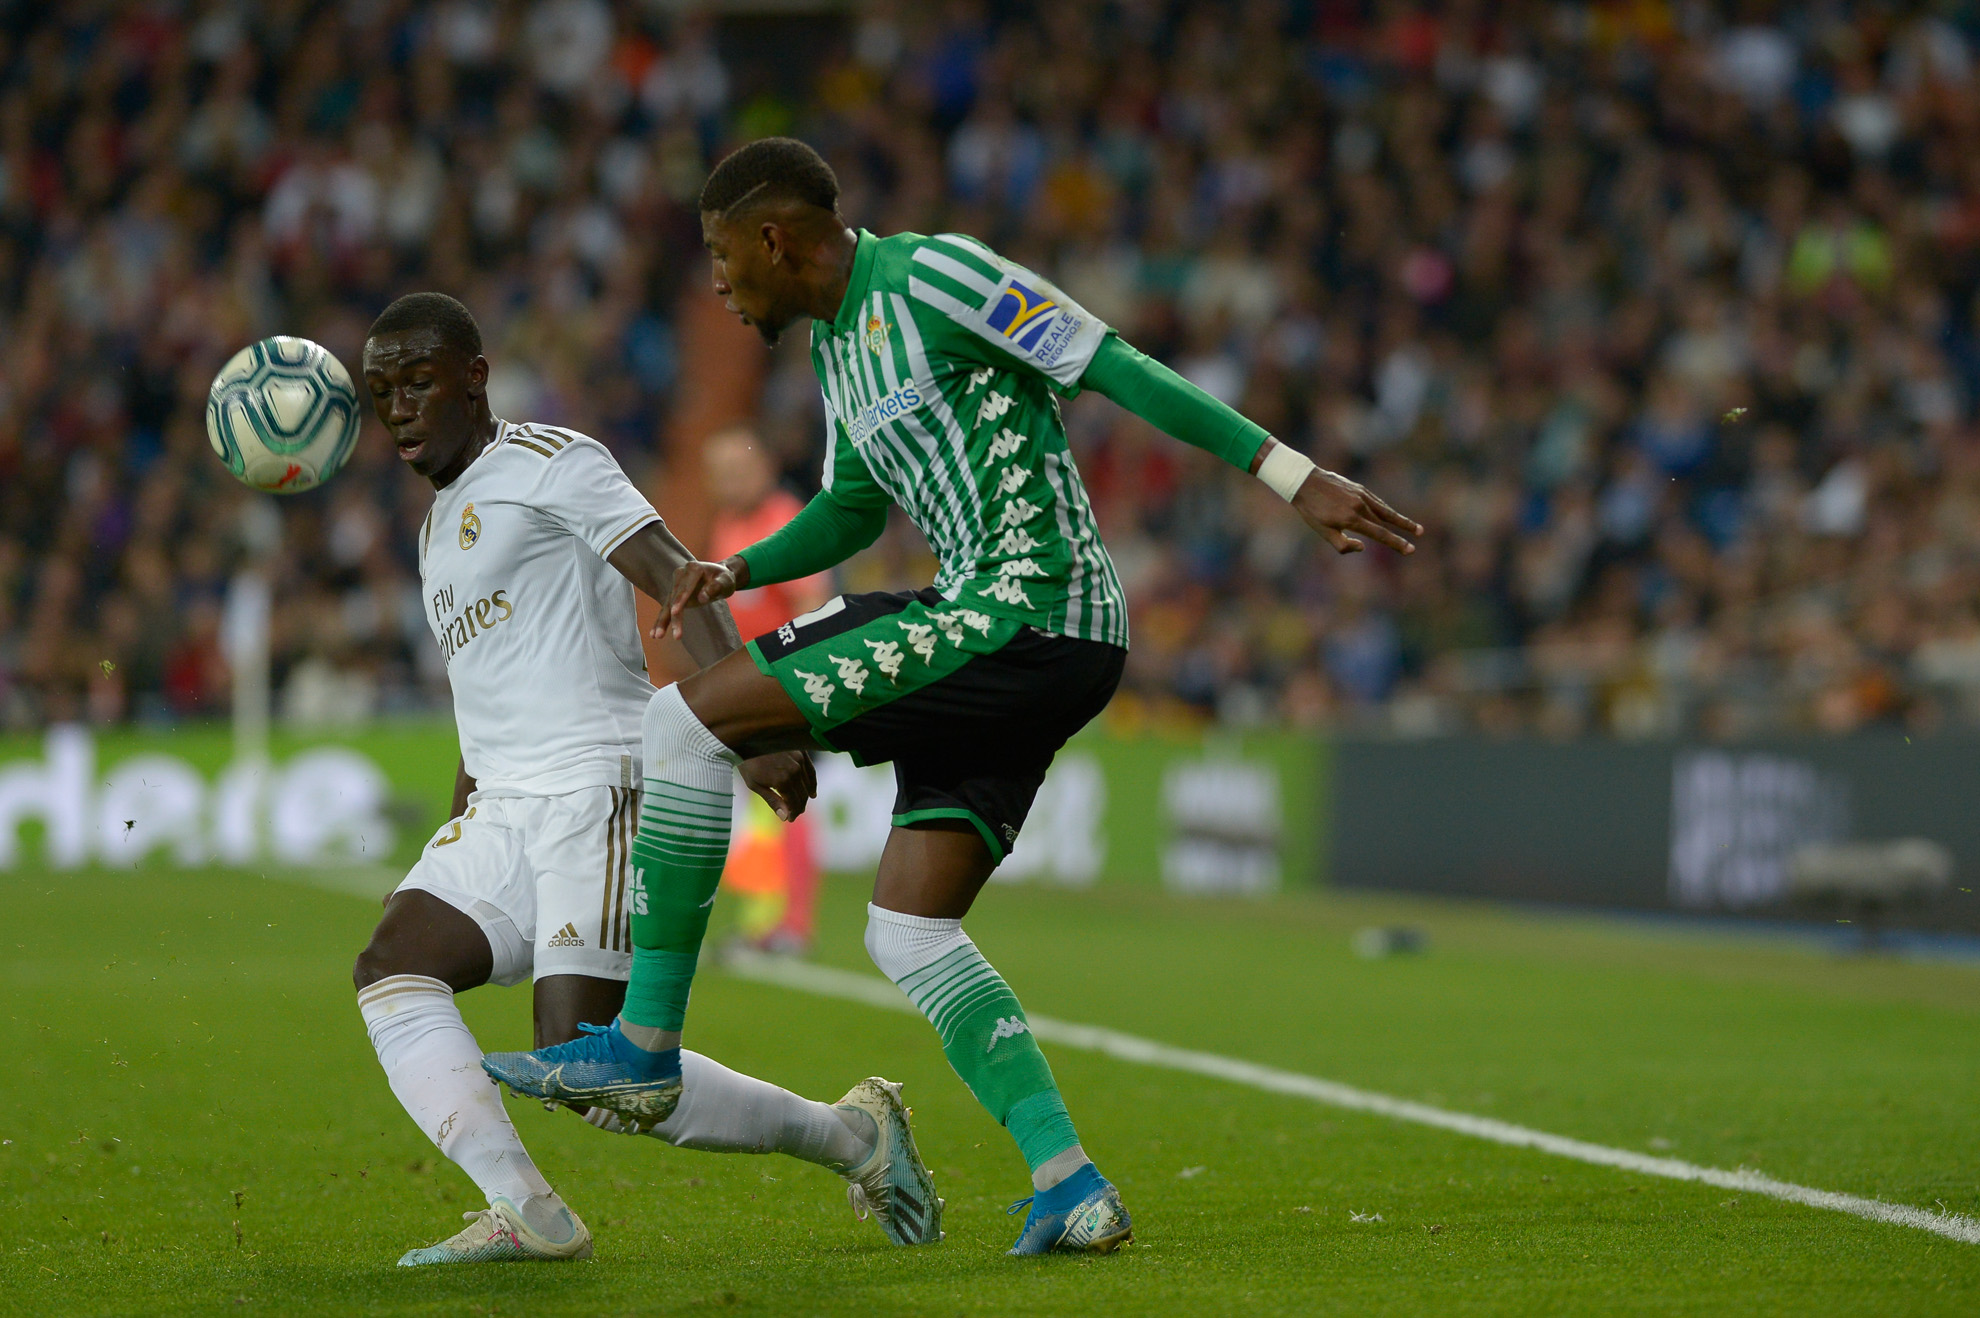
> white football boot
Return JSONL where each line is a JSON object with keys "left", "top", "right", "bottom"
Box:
{"left": 396, "top": 1196, "right": 593, "bottom": 1266}
{"left": 837, "top": 1077, "right": 944, "bottom": 1245}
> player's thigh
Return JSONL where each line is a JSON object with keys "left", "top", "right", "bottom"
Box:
{"left": 873, "top": 818, "right": 998, "bottom": 919}
{"left": 384, "top": 798, "right": 536, "bottom": 989}
{"left": 867, "top": 633, "right": 1124, "bottom": 917}
{"left": 743, "top": 588, "right": 1015, "bottom": 765}
{"left": 518, "top": 786, "right": 641, "bottom": 988}
{"left": 678, "top": 646, "right": 819, "bottom": 756}
{"left": 354, "top": 889, "right": 493, "bottom": 993}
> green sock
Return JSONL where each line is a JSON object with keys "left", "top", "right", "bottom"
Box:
{"left": 895, "top": 940, "right": 1081, "bottom": 1172}
{"left": 622, "top": 778, "right": 730, "bottom": 1029}
{"left": 622, "top": 690, "right": 736, "bottom": 1030}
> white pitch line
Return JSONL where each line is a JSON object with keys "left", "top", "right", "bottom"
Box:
{"left": 723, "top": 951, "right": 1980, "bottom": 1246}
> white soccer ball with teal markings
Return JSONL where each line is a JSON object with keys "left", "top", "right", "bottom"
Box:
{"left": 204, "top": 336, "right": 362, "bottom": 493}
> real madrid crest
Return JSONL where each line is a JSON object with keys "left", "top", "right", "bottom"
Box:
{"left": 865, "top": 313, "right": 890, "bottom": 354}
{"left": 459, "top": 502, "right": 481, "bottom": 550}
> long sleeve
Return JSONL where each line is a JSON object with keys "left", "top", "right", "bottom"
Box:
{"left": 1078, "top": 333, "right": 1271, "bottom": 473}
{"left": 734, "top": 487, "right": 890, "bottom": 588}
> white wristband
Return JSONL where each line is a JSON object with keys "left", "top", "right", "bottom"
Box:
{"left": 1256, "top": 442, "right": 1316, "bottom": 502}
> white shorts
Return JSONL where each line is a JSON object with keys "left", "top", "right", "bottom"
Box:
{"left": 394, "top": 786, "right": 642, "bottom": 987}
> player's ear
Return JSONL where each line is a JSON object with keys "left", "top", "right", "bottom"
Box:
{"left": 466, "top": 354, "right": 489, "bottom": 398}
{"left": 759, "top": 218, "right": 785, "bottom": 266}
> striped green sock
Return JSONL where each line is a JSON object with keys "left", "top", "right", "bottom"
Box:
{"left": 895, "top": 941, "right": 1080, "bottom": 1172}
{"left": 622, "top": 689, "right": 735, "bottom": 1032}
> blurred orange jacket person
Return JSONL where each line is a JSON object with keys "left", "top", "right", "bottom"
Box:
{"left": 706, "top": 426, "right": 830, "bottom": 954}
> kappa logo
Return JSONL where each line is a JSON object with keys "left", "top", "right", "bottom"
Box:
{"left": 999, "top": 558, "right": 1044, "bottom": 578}
{"left": 998, "top": 498, "right": 1041, "bottom": 528}
{"left": 900, "top": 621, "right": 937, "bottom": 663}
{"left": 547, "top": 922, "right": 584, "bottom": 948}
{"left": 996, "top": 527, "right": 1039, "bottom": 555}
{"left": 965, "top": 365, "right": 994, "bottom": 393}
{"left": 982, "top": 577, "right": 1033, "bottom": 607}
{"left": 864, "top": 638, "right": 904, "bottom": 679}
{"left": 987, "top": 428, "right": 1027, "bottom": 463}
{"left": 928, "top": 613, "right": 967, "bottom": 647}
{"left": 830, "top": 653, "right": 871, "bottom": 697}
{"left": 954, "top": 609, "right": 995, "bottom": 635}
{"left": 996, "top": 466, "right": 1029, "bottom": 495}
{"left": 986, "top": 1016, "right": 1029, "bottom": 1052}
{"left": 977, "top": 391, "right": 1015, "bottom": 426}
{"left": 459, "top": 503, "right": 482, "bottom": 550}
{"left": 794, "top": 668, "right": 835, "bottom": 715}
{"left": 777, "top": 622, "right": 797, "bottom": 646}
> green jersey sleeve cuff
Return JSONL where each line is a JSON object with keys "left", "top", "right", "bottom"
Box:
{"left": 736, "top": 490, "right": 890, "bottom": 588}
{"left": 1078, "top": 333, "right": 1271, "bottom": 472}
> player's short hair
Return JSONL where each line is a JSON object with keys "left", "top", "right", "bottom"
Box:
{"left": 699, "top": 137, "right": 840, "bottom": 218}
{"left": 367, "top": 292, "right": 483, "bottom": 360}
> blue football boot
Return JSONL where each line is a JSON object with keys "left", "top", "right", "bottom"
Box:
{"left": 482, "top": 1021, "right": 683, "bottom": 1132}
{"left": 1006, "top": 1163, "right": 1133, "bottom": 1255}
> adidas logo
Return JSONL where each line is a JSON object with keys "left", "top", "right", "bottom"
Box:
{"left": 547, "top": 922, "right": 585, "bottom": 948}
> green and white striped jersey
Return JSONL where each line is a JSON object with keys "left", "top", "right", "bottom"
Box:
{"left": 808, "top": 229, "right": 1130, "bottom": 648}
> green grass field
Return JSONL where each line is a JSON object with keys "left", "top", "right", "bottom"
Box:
{"left": 6, "top": 864, "right": 1980, "bottom": 1316}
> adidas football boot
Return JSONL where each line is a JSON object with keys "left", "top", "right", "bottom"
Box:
{"left": 836, "top": 1077, "right": 944, "bottom": 1245}
{"left": 396, "top": 1196, "right": 592, "bottom": 1266}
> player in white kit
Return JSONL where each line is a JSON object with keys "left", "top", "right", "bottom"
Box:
{"left": 352, "top": 293, "right": 942, "bottom": 1265}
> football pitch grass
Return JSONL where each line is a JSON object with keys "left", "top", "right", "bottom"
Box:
{"left": 6, "top": 866, "right": 1979, "bottom": 1315}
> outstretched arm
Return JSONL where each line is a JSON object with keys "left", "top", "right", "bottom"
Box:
{"left": 658, "top": 487, "right": 888, "bottom": 638}
{"left": 606, "top": 520, "right": 746, "bottom": 665}
{"left": 607, "top": 520, "right": 815, "bottom": 820}
{"left": 1079, "top": 335, "right": 1422, "bottom": 555}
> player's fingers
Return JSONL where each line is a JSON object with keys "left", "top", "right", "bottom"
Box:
{"left": 1350, "top": 516, "right": 1415, "bottom": 554}
{"left": 1320, "top": 525, "right": 1360, "bottom": 554}
{"left": 1367, "top": 495, "right": 1423, "bottom": 536}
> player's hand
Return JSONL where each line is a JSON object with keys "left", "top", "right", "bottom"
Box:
{"left": 740, "top": 750, "right": 816, "bottom": 822}
{"left": 657, "top": 558, "right": 742, "bottom": 639}
{"left": 1291, "top": 467, "right": 1422, "bottom": 556}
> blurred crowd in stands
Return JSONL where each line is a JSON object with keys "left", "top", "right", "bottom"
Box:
{"left": 6, "top": 0, "right": 1980, "bottom": 739}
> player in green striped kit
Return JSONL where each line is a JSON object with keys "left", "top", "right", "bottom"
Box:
{"left": 486, "top": 138, "right": 1420, "bottom": 1255}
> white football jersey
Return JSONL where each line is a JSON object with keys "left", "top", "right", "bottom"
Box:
{"left": 416, "top": 419, "right": 660, "bottom": 796}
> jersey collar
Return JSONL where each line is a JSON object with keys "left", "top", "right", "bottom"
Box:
{"left": 828, "top": 229, "right": 877, "bottom": 334}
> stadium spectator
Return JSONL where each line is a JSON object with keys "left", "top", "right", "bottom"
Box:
{"left": 2, "top": 1, "right": 1979, "bottom": 741}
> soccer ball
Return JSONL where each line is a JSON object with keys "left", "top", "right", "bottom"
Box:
{"left": 205, "top": 336, "right": 362, "bottom": 494}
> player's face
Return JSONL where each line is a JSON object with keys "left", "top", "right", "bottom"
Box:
{"left": 362, "top": 329, "right": 487, "bottom": 484}
{"left": 703, "top": 212, "right": 792, "bottom": 347}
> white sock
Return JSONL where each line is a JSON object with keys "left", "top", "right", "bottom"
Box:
{"left": 585, "top": 1050, "right": 874, "bottom": 1170}
{"left": 1034, "top": 1143, "right": 1092, "bottom": 1191}
{"left": 357, "top": 974, "right": 559, "bottom": 1210}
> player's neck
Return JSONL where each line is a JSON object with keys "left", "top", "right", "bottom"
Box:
{"left": 428, "top": 408, "right": 498, "bottom": 491}
{"left": 808, "top": 225, "right": 860, "bottom": 325}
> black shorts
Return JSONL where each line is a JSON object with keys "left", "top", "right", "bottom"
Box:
{"left": 747, "top": 588, "right": 1126, "bottom": 861}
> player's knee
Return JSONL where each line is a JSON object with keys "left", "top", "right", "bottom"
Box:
{"left": 352, "top": 926, "right": 427, "bottom": 991}
{"left": 864, "top": 904, "right": 967, "bottom": 984}
{"left": 351, "top": 938, "right": 404, "bottom": 991}
{"left": 352, "top": 944, "right": 385, "bottom": 992}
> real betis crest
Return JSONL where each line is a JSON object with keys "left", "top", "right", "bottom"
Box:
{"left": 865, "top": 313, "right": 890, "bottom": 354}
{"left": 459, "top": 502, "right": 481, "bottom": 550}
